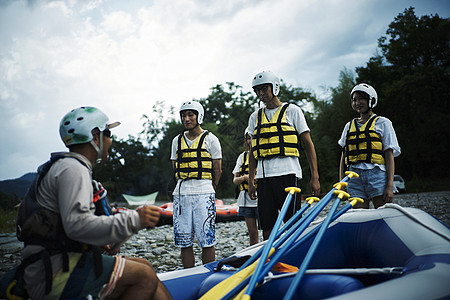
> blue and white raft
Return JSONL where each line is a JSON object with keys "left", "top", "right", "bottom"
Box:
{"left": 158, "top": 204, "right": 450, "bottom": 300}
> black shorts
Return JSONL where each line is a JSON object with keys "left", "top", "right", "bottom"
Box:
{"left": 256, "top": 174, "right": 301, "bottom": 231}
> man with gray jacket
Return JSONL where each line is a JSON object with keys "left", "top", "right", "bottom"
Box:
{"left": 13, "top": 107, "right": 171, "bottom": 300}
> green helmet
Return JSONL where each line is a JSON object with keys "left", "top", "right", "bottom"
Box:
{"left": 59, "top": 106, "right": 120, "bottom": 147}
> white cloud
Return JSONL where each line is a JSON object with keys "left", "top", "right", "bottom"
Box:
{"left": 0, "top": 0, "right": 448, "bottom": 180}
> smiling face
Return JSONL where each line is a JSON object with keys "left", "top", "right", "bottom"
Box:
{"left": 351, "top": 91, "right": 370, "bottom": 114}
{"left": 180, "top": 110, "right": 198, "bottom": 129}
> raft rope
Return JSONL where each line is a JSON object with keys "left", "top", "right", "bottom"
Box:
{"left": 261, "top": 267, "right": 404, "bottom": 285}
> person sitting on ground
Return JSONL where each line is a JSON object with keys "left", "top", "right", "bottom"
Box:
{"left": 6, "top": 106, "right": 172, "bottom": 300}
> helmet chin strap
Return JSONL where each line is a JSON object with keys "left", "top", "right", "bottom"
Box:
{"left": 90, "top": 131, "right": 104, "bottom": 164}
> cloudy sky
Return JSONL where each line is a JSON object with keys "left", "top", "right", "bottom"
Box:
{"left": 0, "top": 0, "right": 448, "bottom": 180}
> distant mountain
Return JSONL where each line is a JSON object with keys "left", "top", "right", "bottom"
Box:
{"left": 0, "top": 173, "right": 36, "bottom": 198}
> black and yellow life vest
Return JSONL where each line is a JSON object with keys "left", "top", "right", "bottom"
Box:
{"left": 252, "top": 104, "right": 300, "bottom": 159}
{"left": 175, "top": 130, "right": 213, "bottom": 180}
{"left": 238, "top": 151, "right": 258, "bottom": 191}
{"left": 344, "top": 115, "right": 385, "bottom": 165}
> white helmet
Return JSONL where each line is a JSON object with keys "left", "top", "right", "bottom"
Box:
{"left": 59, "top": 106, "right": 120, "bottom": 147}
{"left": 179, "top": 101, "right": 204, "bottom": 124}
{"left": 350, "top": 83, "right": 378, "bottom": 109}
{"left": 59, "top": 107, "right": 120, "bottom": 164}
{"left": 252, "top": 71, "right": 281, "bottom": 96}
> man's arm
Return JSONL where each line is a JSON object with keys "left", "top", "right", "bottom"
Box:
{"left": 212, "top": 158, "right": 222, "bottom": 191}
{"left": 248, "top": 148, "right": 258, "bottom": 200}
{"left": 383, "top": 148, "right": 395, "bottom": 203}
{"left": 299, "top": 131, "right": 320, "bottom": 195}
{"left": 339, "top": 152, "right": 346, "bottom": 181}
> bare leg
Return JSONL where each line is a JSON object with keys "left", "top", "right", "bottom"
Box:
{"left": 107, "top": 257, "right": 172, "bottom": 300}
{"left": 372, "top": 195, "right": 386, "bottom": 209}
{"left": 263, "top": 229, "right": 271, "bottom": 241}
{"left": 245, "top": 217, "right": 259, "bottom": 245}
{"left": 201, "top": 246, "right": 215, "bottom": 265}
{"left": 181, "top": 246, "right": 195, "bottom": 268}
{"left": 353, "top": 199, "right": 370, "bottom": 209}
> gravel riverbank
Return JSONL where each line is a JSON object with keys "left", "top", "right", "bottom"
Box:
{"left": 1, "top": 191, "right": 449, "bottom": 278}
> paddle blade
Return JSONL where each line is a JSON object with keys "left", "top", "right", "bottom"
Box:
{"left": 199, "top": 248, "right": 275, "bottom": 300}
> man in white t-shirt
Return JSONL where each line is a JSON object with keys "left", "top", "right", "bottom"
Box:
{"left": 247, "top": 71, "right": 320, "bottom": 240}
{"left": 170, "top": 101, "right": 222, "bottom": 268}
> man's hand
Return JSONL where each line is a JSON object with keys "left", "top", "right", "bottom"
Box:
{"left": 137, "top": 205, "right": 160, "bottom": 229}
{"left": 103, "top": 244, "right": 120, "bottom": 255}
{"left": 248, "top": 181, "right": 257, "bottom": 200}
{"left": 310, "top": 177, "right": 320, "bottom": 196}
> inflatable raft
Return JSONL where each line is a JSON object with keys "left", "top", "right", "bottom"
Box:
{"left": 158, "top": 204, "right": 450, "bottom": 299}
{"left": 157, "top": 199, "right": 242, "bottom": 226}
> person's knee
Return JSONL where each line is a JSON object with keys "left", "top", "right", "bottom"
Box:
{"left": 139, "top": 263, "right": 158, "bottom": 282}
{"left": 129, "top": 256, "right": 154, "bottom": 269}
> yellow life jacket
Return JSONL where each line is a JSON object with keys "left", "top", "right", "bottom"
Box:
{"left": 238, "top": 152, "right": 257, "bottom": 191}
{"left": 175, "top": 131, "right": 213, "bottom": 180}
{"left": 344, "top": 115, "right": 385, "bottom": 165}
{"left": 252, "top": 104, "right": 300, "bottom": 159}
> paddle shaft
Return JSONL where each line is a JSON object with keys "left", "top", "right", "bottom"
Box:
{"left": 223, "top": 178, "right": 354, "bottom": 300}
{"left": 241, "top": 188, "right": 299, "bottom": 299}
{"left": 283, "top": 191, "right": 349, "bottom": 300}
{"left": 237, "top": 175, "right": 351, "bottom": 272}
{"left": 237, "top": 197, "right": 316, "bottom": 271}
{"left": 221, "top": 199, "right": 361, "bottom": 300}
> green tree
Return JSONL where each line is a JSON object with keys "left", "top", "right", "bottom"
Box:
{"left": 197, "top": 83, "right": 257, "bottom": 198}
{"left": 356, "top": 7, "right": 450, "bottom": 181}
{"left": 93, "top": 135, "right": 154, "bottom": 202}
{"left": 312, "top": 68, "right": 356, "bottom": 190}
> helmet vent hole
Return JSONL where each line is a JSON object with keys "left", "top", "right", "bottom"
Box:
{"left": 68, "top": 129, "right": 75, "bottom": 133}
{"left": 77, "top": 117, "right": 84, "bottom": 121}
{"left": 64, "top": 121, "right": 70, "bottom": 126}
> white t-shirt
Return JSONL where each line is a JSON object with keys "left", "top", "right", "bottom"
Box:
{"left": 171, "top": 131, "right": 222, "bottom": 195}
{"left": 338, "top": 116, "right": 401, "bottom": 171}
{"left": 247, "top": 103, "right": 309, "bottom": 179}
{"left": 232, "top": 152, "right": 258, "bottom": 207}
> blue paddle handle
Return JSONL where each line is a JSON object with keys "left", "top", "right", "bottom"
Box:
{"left": 242, "top": 189, "right": 296, "bottom": 298}
{"left": 237, "top": 199, "right": 313, "bottom": 271}
{"left": 221, "top": 202, "right": 355, "bottom": 300}
{"left": 283, "top": 196, "right": 343, "bottom": 300}
{"left": 238, "top": 175, "right": 352, "bottom": 272}
{"left": 250, "top": 196, "right": 334, "bottom": 286}
{"left": 246, "top": 179, "right": 354, "bottom": 289}
{"left": 284, "top": 202, "right": 354, "bottom": 257}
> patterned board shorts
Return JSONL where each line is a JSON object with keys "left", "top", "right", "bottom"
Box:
{"left": 173, "top": 193, "right": 217, "bottom": 248}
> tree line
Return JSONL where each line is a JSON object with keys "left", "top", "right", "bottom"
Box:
{"left": 92, "top": 7, "right": 449, "bottom": 203}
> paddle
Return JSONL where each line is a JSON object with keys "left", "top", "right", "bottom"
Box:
{"left": 220, "top": 196, "right": 364, "bottom": 300}
{"left": 222, "top": 176, "right": 363, "bottom": 300}
{"left": 282, "top": 188, "right": 350, "bottom": 300}
{"left": 236, "top": 196, "right": 319, "bottom": 272}
{"left": 198, "top": 248, "right": 276, "bottom": 300}
{"left": 237, "top": 171, "right": 357, "bottom": 273}
{"left": 221, "top": 173, "right": 359, "bottom": 300}
{"left": 200, "top": 187, "right": 300, "bottom": 300}
{"left": 284, "top": 197, "right": 364, "bottom": 257}
{"left": 240, "top": 187, "right": 301, "bottom": 300}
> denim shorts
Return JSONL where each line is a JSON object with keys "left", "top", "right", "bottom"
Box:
{"left": 238, "top": 206, "right": 258, "bottom": 218}
{"left": 173, "top": 193, "right": 216, "bottom": 248}
{"left": 347, "top": 166, "right": 387, "bottom": 200}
